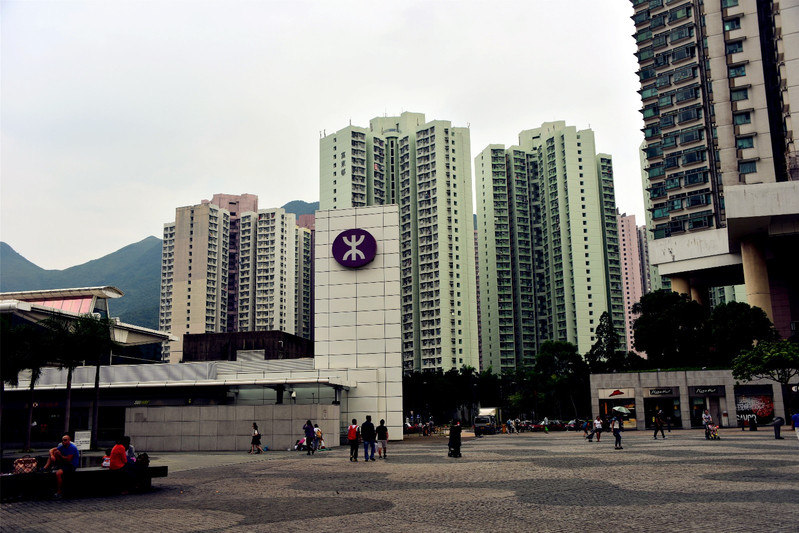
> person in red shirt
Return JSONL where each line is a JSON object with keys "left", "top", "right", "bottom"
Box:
{"left": 110, "top": 436, "right": 134, "bottom": 492}
{"left": 110, "top": 438, "right": 128, "bottom": 470}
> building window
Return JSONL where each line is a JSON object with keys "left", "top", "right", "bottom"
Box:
{"left": 728, "top": 65, "right": 746, "bottom": 78}
{"left": 733, "top": 111, "right": 751, "bottom": 125}
{"left": 723, "top": 18, "right": 741, "bottom": 32}
{"left": 726, "top": 41, "right": 744, "bottom": 55}
{"left": 736, "top": 136, "right": 754, "bottom": 149}
{"left": 722, "top": 0, "right": 739, "bottom": 6}
{"left": 739, "top": 161, "right": 757, "bottom": 174}
{"left": 730, "top": 87, "right": 748, "bottom": 101}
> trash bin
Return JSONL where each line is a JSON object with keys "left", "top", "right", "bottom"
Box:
{"left": 749, "top": 418, "right": 758, "bottom": 431}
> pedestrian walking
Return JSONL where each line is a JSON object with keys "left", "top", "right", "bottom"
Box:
{"left": 654, "top": 410, "right": 667, "bottom": 439}
{"left": 376, "top": 419, "right": 389, "bottom": 459}
{"left": 791, "top": 410, "right": 799, "bottom": 442}
{"left": 347, "top": 419, "right": 360, "bottom": 462}
{"left": 772, "top": 416, "right": 785, "bottom": 439}
{"left": 593, "top": 415, "right": 603, "bottom": 442}
{"left": 448, "top": 420, "right": 462, "bottom": 457}
{"left": 303, "top": 420, "right": 316, "bottom": 455}
{"left": 611, "top": 417, "right": 623, "bottom": 450}
{"left": 361, "top": 415, "right": 377, "bottom": 461}
{"left": 250, "top": 423, "right": 262, "bottom": 454}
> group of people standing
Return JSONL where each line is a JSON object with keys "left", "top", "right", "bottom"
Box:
{"left": 585, "top": 415, "right": 624, "bottom": 449}
{"left": 346, "top": 416, "right": 389, "bottom": 461}
{"left": 302, "top": 420, "right": 325, "bottom": 454}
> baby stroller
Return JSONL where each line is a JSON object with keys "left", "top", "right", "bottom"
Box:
{"left": 706, "top": 424, "right": 720, "bottom": 440}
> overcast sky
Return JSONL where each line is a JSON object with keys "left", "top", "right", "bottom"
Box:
{"left": 1, "top": 0, "right": 643, "bottom": 270}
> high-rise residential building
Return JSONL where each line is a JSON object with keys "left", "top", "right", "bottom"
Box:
{"left": 295, "top": 225, "right": 314, "bottom": 340}
{"left": 320, "top": 112, "right": 480, "bottom": 373}
{"left": 237, "top": 208, "right": 296, "bottom": 333}
{"left": 631, "top": 0, "right": 799, "bottom": 337}
{"left": 475, "top": 121, "right": 625, "bottom": 372}
{"left": 160, "top": 201, "right": 230, "bottom": 363}
{"left": 161, "top": 197, "right": 311, "bottom": 362}
{"left": 209, "top": 193, "right": 259, "bottom": 332}
{"left": 618, "top": 211, "right": 645, "bottom": 353}
{"left": 474, "top": 227, "right": 483, "bottom": 370}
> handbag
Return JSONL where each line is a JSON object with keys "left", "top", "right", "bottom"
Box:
{"left": 13, "top": 455, "right": 38, "bottom": 474}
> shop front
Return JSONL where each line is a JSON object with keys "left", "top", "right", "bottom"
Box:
{"left": 643, "top": 387, "right": 681, "bottom": 430}
{"left": 688, "top": 385, "right": 727, "bottom": 428}
{"left": 598, "top": 388, "right": 637, "bottom": 428}
{"left": 734, "top": 384, "right": 775, "bottom": 428}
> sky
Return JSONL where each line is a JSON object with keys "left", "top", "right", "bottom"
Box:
{"left": 1, "top": 0, "right": 644, "bottom": 270}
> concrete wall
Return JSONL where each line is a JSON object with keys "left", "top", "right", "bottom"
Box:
{"left": 125, "top": 404, "right": 339, "bottom": 452}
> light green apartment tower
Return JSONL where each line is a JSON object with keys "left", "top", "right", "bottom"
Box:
{"left": 476, "top": 121, "right": 625, "bottom": 372}
{"left": 320, "top": 112, "right": 480, "bottom": 373}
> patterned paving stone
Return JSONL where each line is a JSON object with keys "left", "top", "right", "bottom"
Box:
{"left": 2, "top": 429, "right": 797, "bottom": 532}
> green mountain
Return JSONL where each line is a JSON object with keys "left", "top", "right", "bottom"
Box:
{"left": 1, "top": 237, "right": 163, "bottom": 329}
{"left": 0, "top": 200, "right": 320, "bottom": 331}
{"left": 282, "top": 200, "right": 319, "bottom": 216}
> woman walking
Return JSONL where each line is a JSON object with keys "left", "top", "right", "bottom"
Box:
{"left": 611, "top": 417, "right": 623, "bottom": 449}
{"left": 250, "top": 422, "right": 262, "bottom": 454}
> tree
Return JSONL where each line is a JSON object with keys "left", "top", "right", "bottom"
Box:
{"left": 1, "top": 316, "right": 53, "bottom": 451}
{"left": 632, "top": 291, "right": 710, "bottom": 368}
{"left": 709, "top": 302, "right": 777, "bottom": 366}
{"left": 1, "top": 317, "right": 32, "bottom": 454}
{"left": 37, "top": 313, "right": 84, "bottom": 434}
{"left": 732, "top": 340, "right": 799, "bottom": 418}
{"left": 532, "top": 341, "right": 589, "bottom": 419}
{"left": 83, "top": 316, "right": 118, "bottom": 449}
{"left": 585, "top": 312, "right": 626, "bottom": 372}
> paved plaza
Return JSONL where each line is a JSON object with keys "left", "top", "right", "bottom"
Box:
{"left": 2, "top": 428, "right": 798, "bottom": 532}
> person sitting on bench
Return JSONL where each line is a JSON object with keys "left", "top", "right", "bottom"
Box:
{"left": 42, "top": 433, "right": 80, "bottom": 498}
{"left": 110, "top": 436, "right": 136, "bottom": 492}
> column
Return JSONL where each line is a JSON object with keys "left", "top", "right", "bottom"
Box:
{"left": 669, "top": 275, "right": 690, "bottom": 297}
{"left": 740, "top": 239, "right": 774, "bottom": 323}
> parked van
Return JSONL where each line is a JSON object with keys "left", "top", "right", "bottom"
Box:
{"left": 473, "top": 415, "right": 497, "bottom": 436}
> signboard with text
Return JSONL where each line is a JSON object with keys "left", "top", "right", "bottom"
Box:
{"left": 74, "top": 430, "right": 91, "bottom": 451}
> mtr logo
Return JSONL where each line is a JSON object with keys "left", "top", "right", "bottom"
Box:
{"left": 332, "top": 228, "right": 377, "bottom": 268}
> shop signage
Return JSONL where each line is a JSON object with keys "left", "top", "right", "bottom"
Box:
{"left": 695, "top": 387, "right": 718, "bottom": 395}
{"left": 649, "top": 388, "right": 673, "bottom": 396}
{"left": 599, "top": 388, "right": 634, "bottom": 399}
{"left": 332, "top": 229, "right": 377, "bottom": 268}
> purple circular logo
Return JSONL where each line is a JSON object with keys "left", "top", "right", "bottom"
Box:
{"left": 332, "top": 229, "right": 377, "bottom": 268}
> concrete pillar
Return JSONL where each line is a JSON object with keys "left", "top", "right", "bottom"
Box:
{"left": 670, "top": 275, "right": 690, "bottom": 297}
{"left": 690, "top": 284, "right": 707, "bottom": 306}
{"left": 740, "top": 239, "right": 773, "bottom": 323}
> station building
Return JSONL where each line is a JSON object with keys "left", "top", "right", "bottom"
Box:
{"left": 1, "top": 206, "right": 404, "bottom": 452}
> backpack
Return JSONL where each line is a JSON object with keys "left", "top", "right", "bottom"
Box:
{"left": 347, "top": 425, "right": 359, "bottom": 440}
{"left": 316, "top": 428, "right": 323, "bottom": 438}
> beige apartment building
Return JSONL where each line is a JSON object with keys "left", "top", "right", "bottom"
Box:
{"left": 631, "top": 0, "right": 799, "bottom": 337}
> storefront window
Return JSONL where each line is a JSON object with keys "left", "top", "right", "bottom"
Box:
{"left": 598, "top": 389, "right": 637, "bottom": 428}
{"left": 689, "top": 385, "right": 726, "bottom": 427}
{"left": 734, "top": 385, "right": 774, "bottom": 427}
{"left": 643, "top": 387, "right": 681, "bottom": 429}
